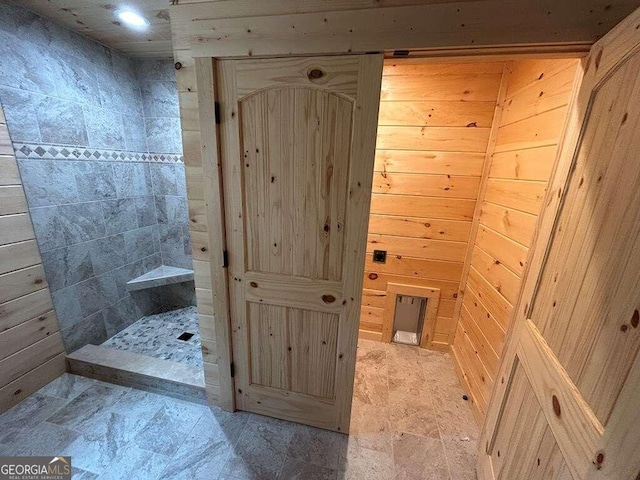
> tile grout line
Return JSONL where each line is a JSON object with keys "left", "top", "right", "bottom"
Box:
{"left": 433, "top": 390, "right": 455, "bottom": 480}
{"left": 420, "top": 353, "right": 455, "bottom": 479}
{"left": 384, "top": 342, "right": 397, "bottom": 479}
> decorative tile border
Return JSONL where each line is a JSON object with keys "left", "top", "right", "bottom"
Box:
{"left": 13, "top": 142, "right": 184, "bottom": 164}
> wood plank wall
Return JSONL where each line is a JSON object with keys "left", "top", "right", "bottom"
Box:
{"left": 0, "top": 105, "right": 66, "bottom": 413}
{"left": 360, "top": 59, "right": 504, "bottom": 348}
{"left": 451, "top": 58, "right": 580, "bottom": 422}
{"left": 170, "top": 50, "right": 224, "bottom": 403}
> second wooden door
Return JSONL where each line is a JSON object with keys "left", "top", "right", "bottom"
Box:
{"left": 478, "top": 7, "right": 640, "bottom": 479}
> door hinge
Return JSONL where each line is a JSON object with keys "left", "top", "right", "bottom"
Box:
{"left": 230, "top": 362, "right": 235, "bottom": 378}
{"left": 214, "top": 101, "right": 221, "bottom": 124}
{"left": 222, "top": 250, "right": 229, "bottom": 268}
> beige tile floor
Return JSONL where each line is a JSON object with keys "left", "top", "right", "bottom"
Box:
{"left": 349, "top": 339, "right": 479, "bottom": 479}
{"left": 0, "top": 339, "right": 478, "bottom": 479}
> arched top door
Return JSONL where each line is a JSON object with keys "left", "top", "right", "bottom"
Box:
{"left": 217, "top": 54, "right": 383, "bottom": 432}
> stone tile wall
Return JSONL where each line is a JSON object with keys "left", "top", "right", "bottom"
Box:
{"left": 137, "top": 59, "right": 183, "bottom": 155}
{"left": 136, "top": 59, "right": 193, "bottom": 269}
{"left": 0, "top": 3, "right": 194, "bottom": 352}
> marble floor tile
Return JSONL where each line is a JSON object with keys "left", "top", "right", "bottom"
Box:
{"left": 133, "top": 397, "right": 207, "bottom": 456}
{"left": 220, "top": 416, "right": 296, "bottom": 480}
{"left": 393, "top": 432, "right": 450, "bottom": 480}
{"left": 72, "top": 467, "right": 98, "bottom": 480}
{"left": 0, "top": 421, "right": 79, "bottom": 456}
{"left": 387, "top": 373, "right": 431, "bottom": 400}
{"left": 94, "top": 445, "right": 170, "bottom": 480}
{"left": 356, "top": 343, "right": 387, "bottom": 365}
{"left": 38, "top": 372, "right": 96, "bottom": 400}
{"left": 0, "top": 392, "right": 69, "bottom": 443}
{"left": 63, "top": 412, "right": 149, "bottom": 474}
{"left": 441, "top": 435, "right": 478, "bottom": 480}
{"left": 278, "top": 457, "right": 338, "bottom": 480}
{"left": 349, "top": 403, "right": 394, "bottom": 454}
{"left": 353, "top": 367, "right": 389, "bottom": 407}
{"left": 339, "top": 443, "right": 395, "bottom": 480}
{"left": 286, "top": 424, "right": 348, "bottom": 470}
{"left": 431, "top": 385, "right": 479, "bottom": 440}
{"left": 108, "top": 388, "right": 168, "bottom": 423}
{"left": 386, "top": 342, "right": 423, "bottom": 370}
{"left": 46, "top": 383, "right": 130, "bottom": 430}
{"left": 188, "top": 406, "right": 250, "bottom": 446}
{"left": 389, "top": 405, "right": 440, "bottom": 439}
{"left": 157, "top": 432, "right": 231, "bottom": 480}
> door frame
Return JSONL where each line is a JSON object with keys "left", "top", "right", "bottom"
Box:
{"left": 192, "top": 46, "right": 590, "bottom": 414}
{"left": 194, "top": 58, "right": 235, "bottom": 410}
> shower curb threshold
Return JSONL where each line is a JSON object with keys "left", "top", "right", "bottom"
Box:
{"left": 67, "top": 344, "right": 207, "bottom": 404}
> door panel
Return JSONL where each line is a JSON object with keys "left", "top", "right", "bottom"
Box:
{"left": 218, "top": 55, "right": 382, "bottom": 432}
{"left": 479, "top": 7, "right": 640, "bottom": 480}
{"left": 247, "top": 303, "right": 339, "bottom": 399}
{"left": 241, "top": 88, "right": 351, "bottom": 280}
{"left": 531, "top": 52, "right": 640, "bottom": 424}
{"left": 492, "top": 364, "right": 573, "bottom": 480}
{"left": 534, "top": 54, "right": 640, "bottom": 423}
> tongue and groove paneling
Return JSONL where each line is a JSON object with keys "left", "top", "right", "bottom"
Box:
{"left": 360, "top": 59, "right": 504, "bottom": 347}
{"left": 451, "top": 58, "right": 581, "bottom": 423}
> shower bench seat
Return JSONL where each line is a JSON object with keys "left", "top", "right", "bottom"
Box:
{"left": 126, "top": 265, "right": 194, "bottom": 291}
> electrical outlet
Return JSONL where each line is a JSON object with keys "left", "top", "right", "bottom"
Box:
{"left": 373, "top": 250, "right": 387, "bottom": 263}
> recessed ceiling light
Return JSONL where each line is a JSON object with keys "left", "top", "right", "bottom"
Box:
{"left": 114, "top": 8, "right": 150, "bottom": 30}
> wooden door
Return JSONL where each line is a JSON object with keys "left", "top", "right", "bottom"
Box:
{"left": 217, "top": 55, "right": 382, "bottom": 432}
{"left": 478, "top": 8, "right": 640, "bottom": 480}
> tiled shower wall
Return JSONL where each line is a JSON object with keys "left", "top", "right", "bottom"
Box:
{"left": 0, "top": 3, "right": 194, "bottom": 352}
{"left": 136, "top": 58, "right": 193, "bottom": 271}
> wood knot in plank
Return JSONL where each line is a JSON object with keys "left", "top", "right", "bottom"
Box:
{"left": 307, "top": 68, "right": 325, "bottom": 80}
{"left": 593, "top": 451, "right": 605, "bottom": 470}
{"left": 552, "top": 395, "right": 561, "bottom": 417}
{"left": 322, "top": 294, "right": 336, "bottom": 304}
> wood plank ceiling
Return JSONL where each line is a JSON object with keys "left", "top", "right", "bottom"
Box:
{"left": 12, "top": 1, "right": 640, "bottom": 58}
{"left": 11, "top": 0, "right": 172, "bottom": 57}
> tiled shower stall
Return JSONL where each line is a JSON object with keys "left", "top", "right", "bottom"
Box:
{"left": 0, "top": 3, "right": 197, "bottom": 359}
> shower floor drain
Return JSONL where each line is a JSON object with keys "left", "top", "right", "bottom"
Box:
{"left": 177, "top": 332, "right": 194, "bottom": 341}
